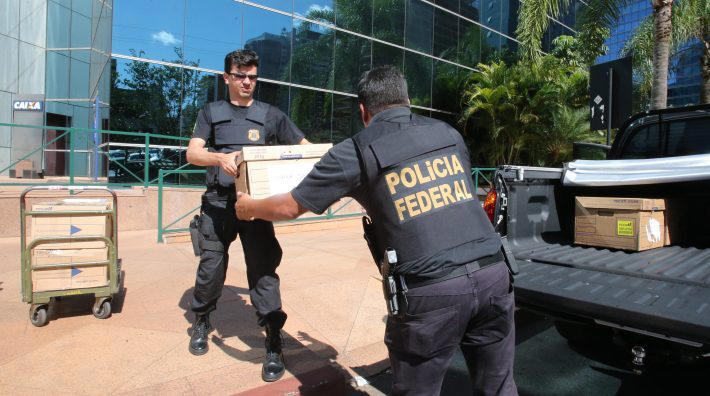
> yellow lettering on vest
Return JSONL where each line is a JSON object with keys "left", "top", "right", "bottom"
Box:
{"left": 394, "top": 198, "right": 407, "bottom": 222}
{"left": 413, "top": 164, "right": 431, "bottom": 184}
{"left": 443, "top": 156, "right": 454, "bottom": 175}
{"left": 401, "top": 167, "right": 417, "bottom": 188}
{"left": 440, "top": 183, "right": 455, "bottom": 205}
{"left": 416, "top": 191, "right": 432, "bottom": 213}
{"left": 429, "top": 186, "right": 443, "bottom": 208}
{"left": 405, "top": 193, "right": 420, "bottom": 217}
{"left": 454, "top": 180, "right": 467, "bottom": 200}
{"left": 432, "top": 158, "right": 448, "bottom": 178}
{"left": 425, "top": 161, "right": 437, "bottom": 181}
{"left": 385, "top": 172, "right": 400, "bottom": 195}
{"left": 451, "top": 154, "right": 465, "bottom": 175}
{"left": 461, "top": 178, "right": 473, "bottom": 198}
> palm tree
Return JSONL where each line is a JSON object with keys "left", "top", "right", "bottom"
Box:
{"left": 517, "top": 0, "right": 676, "bottom": 109}
{"left": 625, "top": 0, "right": 709, "bottom": 104}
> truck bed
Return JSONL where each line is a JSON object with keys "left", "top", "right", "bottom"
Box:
{"left": 502, "top": 169, "right": 710, "bottom": 346}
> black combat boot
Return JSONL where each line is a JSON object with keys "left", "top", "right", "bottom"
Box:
{"left": 261, "top": 311, "right": 287, "bottom": 382}
{"left": 189, "top": 314, "right": 212, "bottom": 356}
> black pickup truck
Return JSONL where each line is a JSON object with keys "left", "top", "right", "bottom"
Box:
{"left": 486, "top": 104, "right": 710, "bottom": 369}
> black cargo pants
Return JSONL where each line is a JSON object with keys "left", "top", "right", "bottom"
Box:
{"left": 191, "top": 191, "right": 285, "bottom": 327}
{"left": 385, "top": 262, "right": 517, "bottom": 396}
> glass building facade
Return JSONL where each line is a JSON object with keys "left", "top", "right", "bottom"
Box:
{"left": 1, "top": 0, "right": 578, "bottom": 177}
{"left": 109, "top": 0, "right": 575, "bottom": 144}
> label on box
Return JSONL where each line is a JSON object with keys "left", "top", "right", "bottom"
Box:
{"left": 617, "top": 220, "right": 634, "bottom": 236}
{"left": 267, "top": 161, "right": 315, "bottom": 195}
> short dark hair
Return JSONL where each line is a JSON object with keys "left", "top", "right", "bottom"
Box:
{"left": 224, "top": 49, "right": 259, "bottom": 73}
{"left": 357, "top": 66, "right": 409, "bottom": 115}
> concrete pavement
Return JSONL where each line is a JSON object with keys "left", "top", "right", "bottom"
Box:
{"left": 0, "top": 219, "right": 390, "bottom": 395}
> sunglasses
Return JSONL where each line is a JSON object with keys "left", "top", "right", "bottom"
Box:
{"left": 227, "top": 72, "right": 258, "bottom": 81}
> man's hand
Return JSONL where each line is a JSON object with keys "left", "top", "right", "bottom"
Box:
{"left": 219, "top": 151, "right": 242, "bottom": 176}
{"left": 235, "top": 191, "right": 254, "bottom": 220}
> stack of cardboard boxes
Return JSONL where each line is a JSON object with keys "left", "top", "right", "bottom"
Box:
{"left": 30, "top": 199, "right": 113, "bottom": 292}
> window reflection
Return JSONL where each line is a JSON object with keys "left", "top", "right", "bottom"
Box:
{"left": 480, "top": 28, "right": 501, "bottom": 63}
{"left": 48, "top": 2, "right": 70, "bottom": 48}
{"left": 334, "top": 31, "right": 371, "bottom": 94}
{"left": 113, "top": 0, "right": 185, "bottom": 62}
{"left": 110, "top": 58, "right": 183, "bottom": 136}
{"left": 332, "top": 94, "right": 363, "bottom": 142}
{"left": 185, "top": 0, "right": 243, "bottom": 72}
{"left": 433, "top": 7, "right": 458, "bottom": 61}
{"left": 373, "top": 0, "right": 405, "bottom": 45}
{"left": 243, "top": 5, "right": 293, "bottom": 82}
{"left": 480, "top": 0, "right": 501, "bottom": 32}
{"left": 295, "top": 1, "right": 335, "bottom": 23}
{"left": 501, "top": 0, "right": 519, "bottom": 38}
{"left": 435, "top": 0, "right": 459, "bottom": 13}
{"left": 404, "top": 51, "right": 432, "bottom": 108}
{"left": 458, "top": 19, "right": 480, "bottom": 67}
{"left": 460, "top": 0, "right": 481, "bottom": 21}
{"left": 254, "top": 80, "right": 290, "bottom": 115}
{"left": 432, "top": 60, "right": 460, "bottom": 112}
{"left": 372, "top": 41, "right": 403, "bottom": 71}
{"left": 251, "top": 0, "right": 293, "bottom": 13}
{"left": 405, "top": 0, "right": 433, "bottom": 54}
{"left": 291, "top": 19, "right": 334, "bottom": 89}
{"left": 289, "top": 87, "right": 331, "bottom": 143}
{"left": 335, "top": 0, "right": 372, "bottom": 35}
{"left": 411, "top": 107, "right": 431, "bottom": 117}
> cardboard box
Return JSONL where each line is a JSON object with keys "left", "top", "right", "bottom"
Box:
{"left": 574, "top": 197, "right": 666, "bottom": 251}
{"left": 31, "top": 247, "right": 109, "bottom": 292}
{"left": 236, "top": 144, "right": 332, "bottom": 200}
{"left": 30, "top": 199, "right": 113, "bottom": 249}
{"left": 14, "top": 160, "right": 33, "bottom": 178}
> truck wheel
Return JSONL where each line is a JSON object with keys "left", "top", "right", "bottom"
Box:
{"left": 30, "top": 305, "right": 49, "bottom": 327}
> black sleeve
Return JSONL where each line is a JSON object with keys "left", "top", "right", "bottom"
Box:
{"left": 268, "top": 107, "right": 305, "bottom": 145}
{"left": 191, "top": 106, "right": 211, "bottom": 144}
{"left": 291, "top": 139, "right": 361, "bottom": 214}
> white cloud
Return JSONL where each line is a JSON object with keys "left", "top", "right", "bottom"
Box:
{"left": 308, "top": 4, "right": 332, "bottom": 13}
{"left": 306, "top": 4, "right": 333, "bottom": 16}
{"left": 151, "top": 30, "right": 180, "bottom": 46}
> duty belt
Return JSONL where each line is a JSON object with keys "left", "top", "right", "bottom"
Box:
{"left": 203, "top": 186, "right": 236, "bottom": 201}
{"left": 401, "top": 251, "right": 504, "bottom": 289}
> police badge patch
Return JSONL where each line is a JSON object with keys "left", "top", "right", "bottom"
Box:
{"left": 248, "top": 129, "right": 260, "bottom": 142}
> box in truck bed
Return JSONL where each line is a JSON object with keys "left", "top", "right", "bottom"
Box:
{"left": 574, "top": 197, "right": 666, "bottom": 251}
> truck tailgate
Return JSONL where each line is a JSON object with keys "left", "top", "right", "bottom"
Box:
{"left": 514, "top": 253, "right": 710, "bottom": 345}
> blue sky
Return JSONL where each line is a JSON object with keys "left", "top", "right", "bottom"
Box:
{"left": 112, "top": 0, "right": 334, "bottom": 70}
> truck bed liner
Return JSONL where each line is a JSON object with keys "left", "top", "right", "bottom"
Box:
{"left": 512, "top": 244, "right": 710, "bottom": 345}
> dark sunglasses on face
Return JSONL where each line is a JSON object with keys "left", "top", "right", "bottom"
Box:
{"left": 227, "top": 72, "right": 258, "bottom": 81}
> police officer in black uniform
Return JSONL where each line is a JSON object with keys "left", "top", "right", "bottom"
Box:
{"left": 235, "top": 66, "right": 517, "bottom": 395}
{"left": 186, "top": 49, "right": 309, "bottom": 382}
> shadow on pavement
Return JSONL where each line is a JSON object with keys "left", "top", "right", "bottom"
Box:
{"left": 178, "top": 286, "right": 379, "bottom": 395}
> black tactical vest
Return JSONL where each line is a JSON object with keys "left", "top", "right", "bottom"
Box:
{"left": 353, "top": 110, "right": 493, "bottom": 269}
{"left": 205, "top": 100, "right": 268, "bottom": 188}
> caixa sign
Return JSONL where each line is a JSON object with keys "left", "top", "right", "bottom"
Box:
{"left": 13, "top": 100, "right": 43, "bottom": 111}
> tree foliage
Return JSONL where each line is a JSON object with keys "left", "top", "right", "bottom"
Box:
{"left": 623, "top": 0, "right": 710, "bottom": 105}
{"left": 460, "top": 37, "right": 602, "bottom": 166}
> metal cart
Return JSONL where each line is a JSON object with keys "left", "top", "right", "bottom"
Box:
{"left": 21, "top": 186, "right": 120, "bottom": 327}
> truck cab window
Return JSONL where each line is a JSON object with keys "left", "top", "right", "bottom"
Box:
{"left": 665, "top": 118, "right": 710, "bottom": 157}
{"left": 619, "top": 124, "right": 661, "bottom": 159}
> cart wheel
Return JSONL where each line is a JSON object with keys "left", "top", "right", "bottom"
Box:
{"left": 29, "top": 305, "right": 49, "bottom": 327}
{"left": 92, "top": 299, "right": 112, "bottom": 319}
